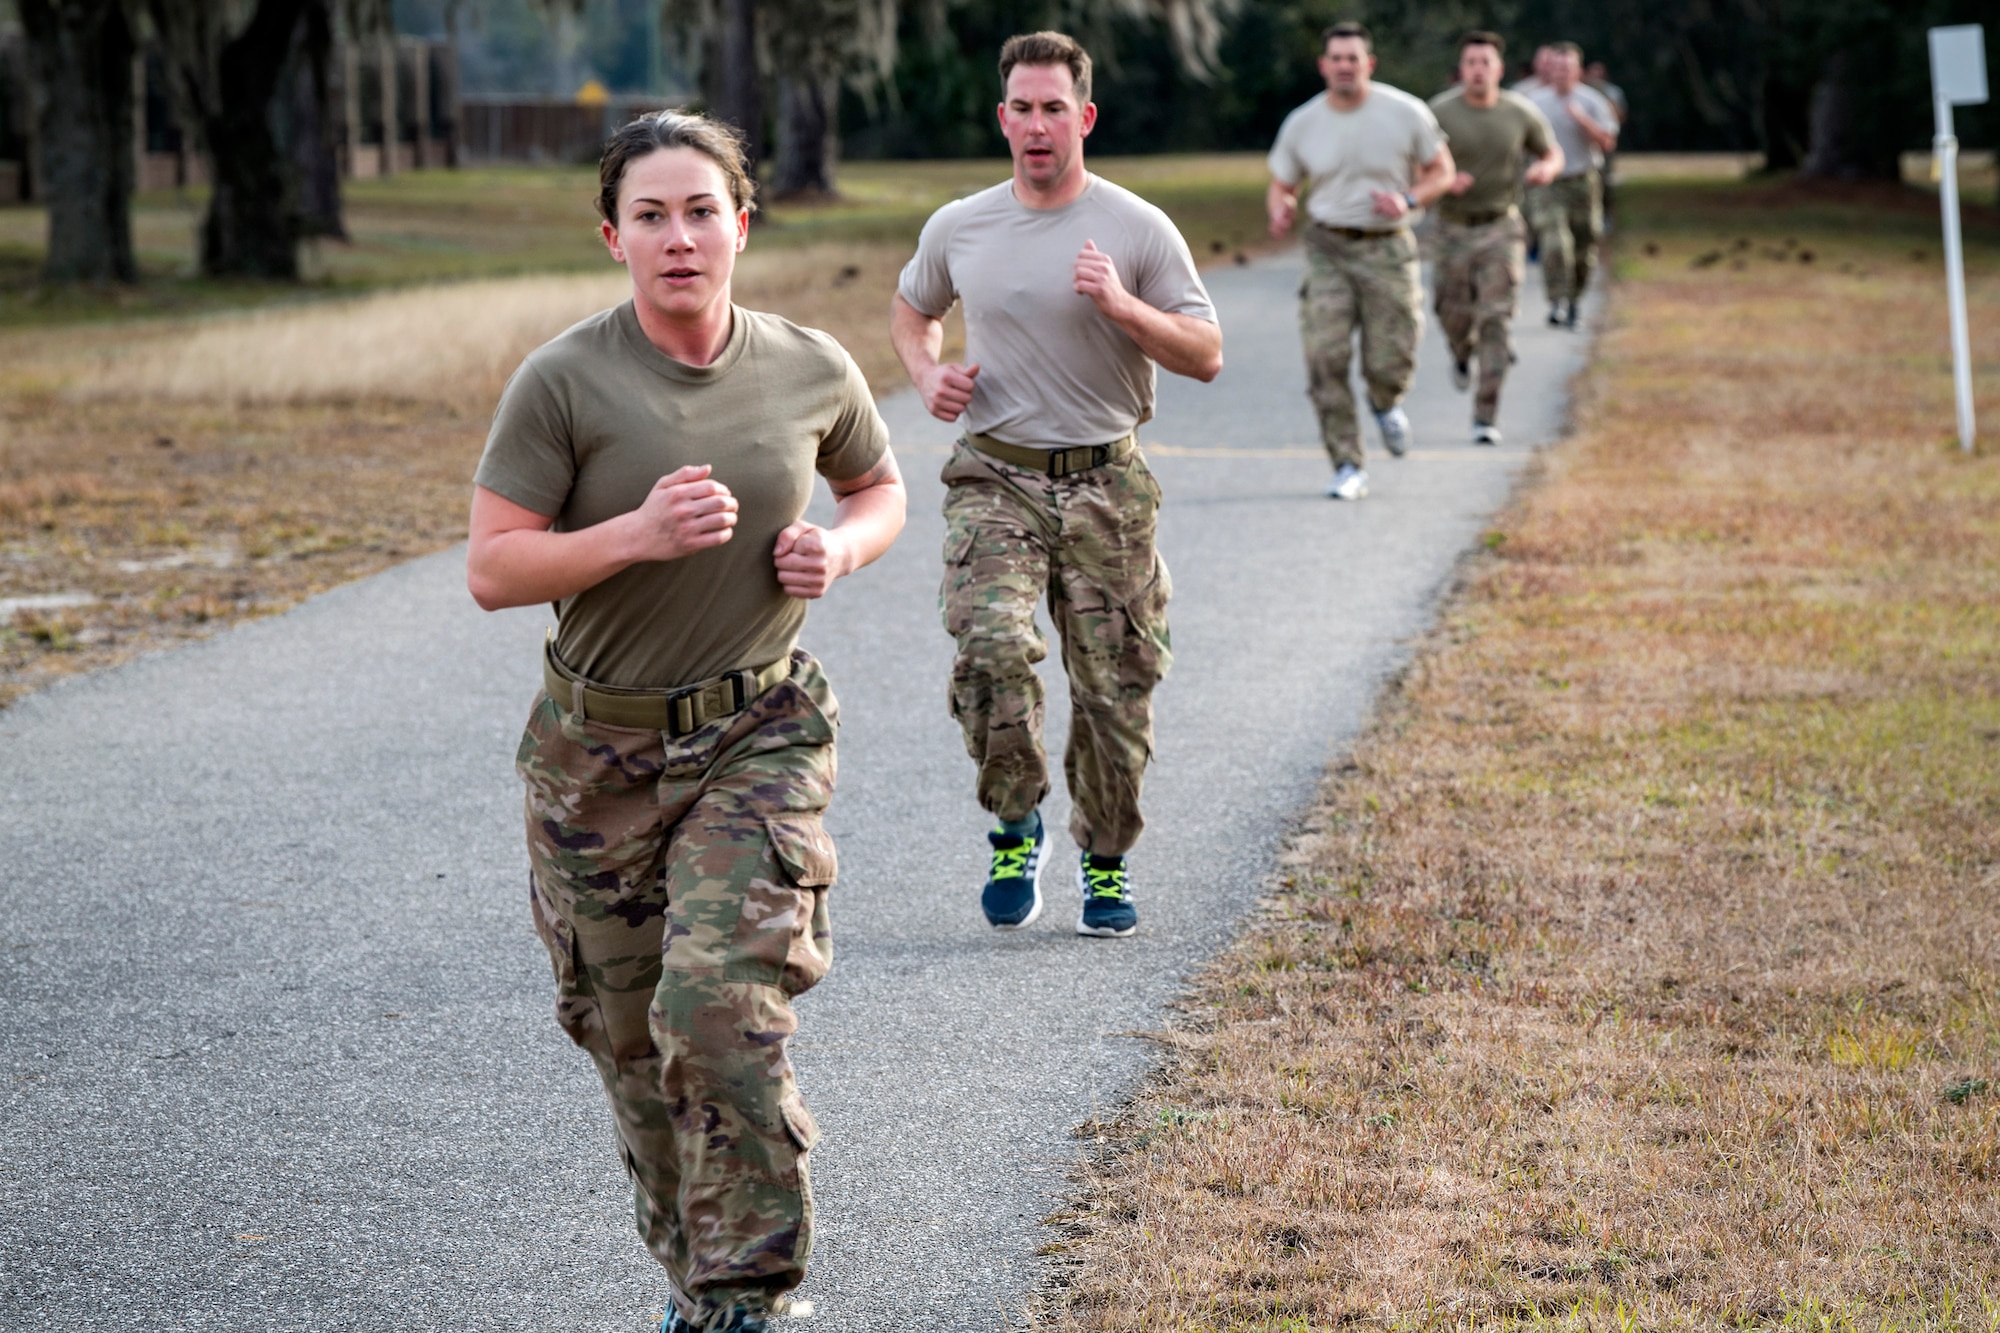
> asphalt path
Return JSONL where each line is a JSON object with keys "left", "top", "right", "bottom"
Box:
{"left": 0, "top": 246, "right": 1596, "bottom": 1332}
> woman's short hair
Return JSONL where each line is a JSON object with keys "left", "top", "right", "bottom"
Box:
{"left": 596, "top": 109, "right": 757, "bottom": 226}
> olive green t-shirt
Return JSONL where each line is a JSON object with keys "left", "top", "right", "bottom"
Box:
{"left": 1427, "top": 88, "right": 1555, "bottom": 223}
{"left": 474, "top": 301, "right": 889, "bottom": 689}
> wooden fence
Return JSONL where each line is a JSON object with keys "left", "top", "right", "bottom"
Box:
{"left": 459, "top": 98, "right": 678, "bottom": 165}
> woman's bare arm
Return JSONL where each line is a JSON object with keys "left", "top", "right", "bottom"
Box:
{"left": 465, "top": 465, "right": 739, "bottom": 611}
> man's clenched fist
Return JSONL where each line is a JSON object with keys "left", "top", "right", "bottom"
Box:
{"left": 919, "top": 360, "right": 980, "bottom": 423}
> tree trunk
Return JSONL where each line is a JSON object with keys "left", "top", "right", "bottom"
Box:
{"left": 1801, "top": 51, "right": 1855, "bottom": 178}
{"left": 284, "top": 0, "right": 342, "bottom": 239}
{"left": 19, "top": 0, "right": 137, "bottom": 283}
{"left": 1799, "top": 48, "right": 1900, "bottom": 181}
{"left": 196, "top": 0, "right": 310, "bottom": 278}
{"left": 772, "top": 74, "right": 835, "bottom": 198}
{"left": 1757, "top": 61, "right": 1811, "bottom": 171}
{"left": 706, "top": 0, "right": 763, "bottom": 171}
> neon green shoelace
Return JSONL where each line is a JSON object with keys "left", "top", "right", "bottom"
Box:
{"left": 991, "top": 840, "right": 1034, "bottom": 879}
{"left": 1083, "top": 863, "right": 1127, "bottom": 900}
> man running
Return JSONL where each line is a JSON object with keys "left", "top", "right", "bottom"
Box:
{"left": 891, "top": 30, "right": 1221, "bottom": 938}
{"left": 1522, "top": 41, "right": 1618, "bottom": 329}
{"left": 1267, "top": 20, "right": 1453, "bottom": 500}
{"left": 1429, "top": 31, "right": 1563, "bottom": 445}
{"left": 467, "top": 110, "right": 905, "bottom": 1333}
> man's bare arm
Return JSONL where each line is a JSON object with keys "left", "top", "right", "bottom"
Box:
{"left": 1525, "top": 140, "right": 1566, "bottom": 187}
{"left": 1568, "top": 101, "right": 1617, "bottom": 153}
{"left": 1072, "top": 240, "right": 1223, "bottom": 382}
{"left": 890, "top": 293, "right": 981, "bottom": 423}
{"left": 772, "top": 451, "right": 908, "bottom": 600}
{"left": 1266, "top": 177, "right": 1300, "bottom": 239}
{"left": 1412, "top": 145, "right": 1457, "bottom": 206}
{"left": 1370, "top": 145, "right": 1458, "bottom": 219}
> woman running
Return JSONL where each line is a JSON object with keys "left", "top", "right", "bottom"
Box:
{"left": 466, "top": 109, "right": 905, "bottom": 1333}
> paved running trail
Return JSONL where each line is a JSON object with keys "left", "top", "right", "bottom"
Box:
{"left": 0, "top": 248, "right": 1596, "bottom": 1331}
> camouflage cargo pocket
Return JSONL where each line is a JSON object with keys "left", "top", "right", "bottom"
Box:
{"left": 1118, "top": 553, "right": 1174, "bottom": 694}
{"left": 528, "top": 873, "right": 605, "bottom": 1051}
{"left": 941, "top": 521, "right": 1047, "bottom": 643}
{"left": 779, "top": 1089, "right": 821, "bottom": 1154}
{"left": 759, "top": 816, "right": 836, "bottom": 997}
{"left": 691, "top": 813, "right": 835, "bottom": 996}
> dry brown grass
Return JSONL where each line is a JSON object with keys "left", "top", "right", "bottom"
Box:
{"left": 71, "top": 271, "right": 633, "bottom": 406}
{"left": 1034, "top": 181, "right": 2000, "bottom": 1332}
{"left": 61, "top": 244, "right": 929, "bottom": 408}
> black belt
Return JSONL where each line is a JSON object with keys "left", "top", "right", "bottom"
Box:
{"left": 1312, "top": 223, "right": 1405, "bottom": 240}
{"left": 1444, "top": 206, "right": 1516, "bottom": 227}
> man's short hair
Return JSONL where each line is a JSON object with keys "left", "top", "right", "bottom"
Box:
{"left": 999, "top": 31, "right": 1092, "bottom": 105}
{"left": 1550, "top": 40, "right": 1583, "bottom": 61}
{"left": 1458, "top": 30, "right": 1505, "bottom": 59}
{"left": 1321, "top": 21, "right": 1372, "bottom": 54}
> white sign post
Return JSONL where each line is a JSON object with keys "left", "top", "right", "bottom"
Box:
{"left": 1930, "top": 24, "right": 1988, "bottom": 453}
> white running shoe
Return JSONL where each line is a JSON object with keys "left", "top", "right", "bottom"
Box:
{"left": 1326, "top": 463, "right": 1369, "bottom": 500}
{"left": 1374, "top": 405, "right": 1411, "bottom": 457}
{"left": 1472, "top": 421, "right": 1502, "bottom": 447}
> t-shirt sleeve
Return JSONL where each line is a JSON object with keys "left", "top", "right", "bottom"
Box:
{"left": 1266, "top": 111, "right": 1304, "bottom": 184}
{"left": 815, "top": 350, "right": 891, "bottom": 484}
{"left": 1133, "top": 213, "right": 1217, "bottom": 324}
{"left": 1410, "top": 99, "right": 1447, "bottom": 165}
{"left": 896, "top": 206, "right": 959, "bottom": 320}
{"left": 473, "top": 359, "right": 573, "bottom": 517}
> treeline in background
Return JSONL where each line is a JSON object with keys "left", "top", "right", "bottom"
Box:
{"left": 3, "top": 0, "right": 1994, "bottom": 288}
{"left": 398, "top": 0, "right": 1998, "bottom": 175}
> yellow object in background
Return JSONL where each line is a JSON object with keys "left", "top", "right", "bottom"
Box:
{"left": 575, "top": 79, "right": 609, "bottom": 106}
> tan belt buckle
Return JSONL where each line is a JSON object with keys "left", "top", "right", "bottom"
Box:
{"left": 1049, "top": 444, "right": 1105, "bottom": 479}
{"left": 668, "top": 691, "right": 697, "bottom": 737}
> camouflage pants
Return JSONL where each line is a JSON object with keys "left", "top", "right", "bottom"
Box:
{"left": 516, "top": 652, "right": 838, "bottom": 1329}
{"left": 1433, "top": 212, "right": 1527, "bottom": 424}
{"left": 1525, "top": 171, "right": 1602, "bottom": 305}
{"left": 1299, "top": 225, "right": 1423, "bottom": 469}
{"left": 940, "top": 440, "right": 1172, "bottom": 857}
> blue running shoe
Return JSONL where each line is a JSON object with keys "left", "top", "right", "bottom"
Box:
{"left": 1077, "top": 853, "right": 1138, "bottom": 937}
{"left": 982, "top": 811, "right": 1045, "bottom": 929}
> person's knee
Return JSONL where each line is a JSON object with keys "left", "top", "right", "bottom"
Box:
{"left": 653, "top": 975, "right": 796, "bottom": 1078}
{"left": 950, "top": 635, "right": 1043, "bottom": 695}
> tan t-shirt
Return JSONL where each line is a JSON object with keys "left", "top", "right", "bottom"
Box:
{"left": 897, "top": 175, "right": 1216, "bottom": 450}
{"left": 474, "top": 302, "right": 889, "bottom": 689}
{"left": 1267, "top": 85, "right": 1447, "bottom": 230}
{"left": 1523, "top": 82, "right": 1618, "bottom": 178}
{"left": 1428, "top": 88, "right": 1555, "bottom": 222}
